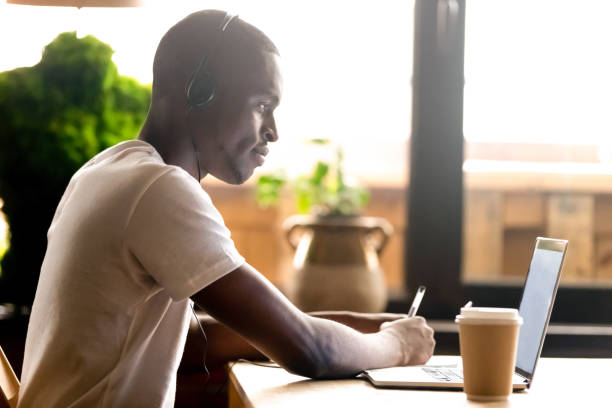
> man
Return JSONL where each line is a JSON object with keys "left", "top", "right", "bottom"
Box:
{"left": 18, "top": 10, "right": 435, "bottom": 407}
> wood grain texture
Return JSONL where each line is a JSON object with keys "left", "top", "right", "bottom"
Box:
{"left": 463, "top": 191, "right": 503, "bottom": 278}
{"left": 547, "top": 195, "right": 594, "bottom": 281}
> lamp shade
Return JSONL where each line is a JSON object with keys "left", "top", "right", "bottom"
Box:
{"left": 6, "top": 0, "right": 142, "bottom": 6}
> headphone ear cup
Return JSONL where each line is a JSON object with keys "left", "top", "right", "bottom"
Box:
{"left": 186, "top": 68, "right": 216, "bottom": 108}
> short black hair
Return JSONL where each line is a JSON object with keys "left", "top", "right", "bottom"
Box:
{"left": 152, "top": 10, "right": 279, "bottom": 100}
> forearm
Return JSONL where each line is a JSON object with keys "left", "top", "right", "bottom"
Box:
{"left": 300, "top": 315, "right": 405, "bottom": 379}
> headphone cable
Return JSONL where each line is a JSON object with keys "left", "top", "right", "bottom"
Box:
{"left": 190, "top": 301, "right": 210, "bottom": 384}
{"left": 186, "top": 106, "right": 202, "bottom": 181}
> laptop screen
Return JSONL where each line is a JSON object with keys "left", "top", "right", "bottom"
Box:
{"left": 515, "top": 238, "right": 566, "bottom": 377}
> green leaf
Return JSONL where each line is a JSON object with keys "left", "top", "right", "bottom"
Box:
{"left": 311, "top": 161, "right": 329, "bottom": 185}
{"left": 306, "top": 138, "right": 330, "bottom": 145}
{"left": 255, "top": 171, "right": 286, "bottom": 207}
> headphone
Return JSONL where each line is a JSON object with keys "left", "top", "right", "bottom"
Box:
{"left": 185, "top": 12, "right": 238, "bottom": 109}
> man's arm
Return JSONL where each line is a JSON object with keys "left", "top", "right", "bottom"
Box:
{"left": 190, "top": 263, "right": 435, "bottom": 379}
{"left": 180, "top": 309, "right": 409, "bottom": 372}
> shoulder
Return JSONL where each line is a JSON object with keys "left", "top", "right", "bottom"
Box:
{"left": 127, "top": 162, "right": 222, "bottom": 231}
{"left": 80, "top": 140, "right": 209, "bottom": 204}
{"left": 142, "top": 165, "right": 213, "bottom": 208}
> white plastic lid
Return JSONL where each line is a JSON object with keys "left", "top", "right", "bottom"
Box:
{"left": 455, "top": 307, "right": 523, "bottom": 325}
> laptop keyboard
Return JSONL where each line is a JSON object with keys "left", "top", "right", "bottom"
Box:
{"left": 422, "top": 367, "right": 464, "bottom": 382}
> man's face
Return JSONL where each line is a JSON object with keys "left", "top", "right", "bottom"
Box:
{"left": 196, "top": 50, "right": 282, "bottom": 185}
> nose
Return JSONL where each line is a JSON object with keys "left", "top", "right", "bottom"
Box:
{"left": 262, "top": 116, "right": 279, "bottom": 143}
{"left": 263, "top": 130, "right": 277, "bottom": 143}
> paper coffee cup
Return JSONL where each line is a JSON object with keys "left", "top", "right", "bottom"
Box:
{"left": 455, "top": 307, "right": 523, "bottom": 401}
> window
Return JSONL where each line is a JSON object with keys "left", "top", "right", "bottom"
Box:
{"left": 403, "top": 0, "right": 612, "bottom": 326}
{"left": 462, "top": 0, "right": 612, "bottom": 289}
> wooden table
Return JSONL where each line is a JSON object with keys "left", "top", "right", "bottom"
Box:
{"left": 229, "top": 356, "right": 611, "bottom": 407}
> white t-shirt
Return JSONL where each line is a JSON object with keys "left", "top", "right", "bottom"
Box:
{"left": 18, "top": 140, "right": 245, "bottom": 408}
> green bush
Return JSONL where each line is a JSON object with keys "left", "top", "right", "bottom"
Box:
{"left": 0, "top": 32, "right": 151, "bottom": 306}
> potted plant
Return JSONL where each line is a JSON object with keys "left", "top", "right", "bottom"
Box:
{"left": 256, "top": 139, "right": 392, "bottom": 313}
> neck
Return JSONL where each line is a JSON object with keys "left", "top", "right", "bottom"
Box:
{"left": 138, "top": 108, "right": 205, "bottom": 181}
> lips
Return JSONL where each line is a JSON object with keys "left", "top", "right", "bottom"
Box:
{"left": 253, "top": 145, "right": 269, "bottom": 157}
{"left": 252, "top": 145, "right": 269, "bottom": 166}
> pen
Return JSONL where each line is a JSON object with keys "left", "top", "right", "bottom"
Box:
{"left": 408, "top": 285, "right": 426, "bottom": 317}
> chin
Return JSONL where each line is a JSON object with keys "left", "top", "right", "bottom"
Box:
{"left": 227, "top": 168, "right": 253, "bottom": 185}
{"left": 226, "top": 177, "right": 246, "bottom": 185}
{"left": 215, "top": 158, "right": 254, "bottom": 185}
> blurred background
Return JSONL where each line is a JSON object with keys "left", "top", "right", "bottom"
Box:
{"left": 1, "top": 1, "right": 611, "bottom": 393}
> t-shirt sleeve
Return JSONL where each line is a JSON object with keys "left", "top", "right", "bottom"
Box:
{"left": 124, "top": 168, "right": 245, "bottom": 301}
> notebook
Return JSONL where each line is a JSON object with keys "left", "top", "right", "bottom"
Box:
{"left": 362, "top": 237, "right": 568, "bottom": 391}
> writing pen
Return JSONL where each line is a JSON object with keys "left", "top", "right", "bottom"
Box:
{"left": 407, "top": 285, "right": 426, "bottom": 317}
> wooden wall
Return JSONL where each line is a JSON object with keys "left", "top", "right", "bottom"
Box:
{"left": 204, "top": 179, "right": 612, "bottom": 294}
{"left": 464, "top": 189, "right": 612, "bottom": 285}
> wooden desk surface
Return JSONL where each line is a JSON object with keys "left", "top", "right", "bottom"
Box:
{"left": 229, "top": 356, "right": 611, "bottom": 407}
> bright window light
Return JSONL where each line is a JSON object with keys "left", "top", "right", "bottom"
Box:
{"left": 464, "top": 0, "right": 612, "bottom": 146}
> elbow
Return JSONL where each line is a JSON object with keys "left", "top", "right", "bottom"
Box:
{"left": 268, "top": 316, "right": 360, "bottom": 379}
{"left": 276, "top": 334, "right": 339, "bottom": 380}
{"left": 281, "top": 350, "right": 330, "bottom": 380}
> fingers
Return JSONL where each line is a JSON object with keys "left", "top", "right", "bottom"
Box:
{"left": 409, "top": 320, "right": 436, "bottom": 365}
{"left": 409, "top": 332, "right": 436, "bottom": 365}
{"left": 379, "top": 316, "right": 436, "bottom": 366}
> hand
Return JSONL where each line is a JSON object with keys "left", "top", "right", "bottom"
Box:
{"left": 379, "top": 316, "right": 436, "bottom": 365}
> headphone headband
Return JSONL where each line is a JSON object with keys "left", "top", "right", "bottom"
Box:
{"left": 186, "top": 12, "right": 238, "bottom": 109}
{"left": 220, "top": 13, "right": 237, "bottom": 31}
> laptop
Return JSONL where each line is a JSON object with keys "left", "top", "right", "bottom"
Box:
{"left": 362, "top": 237, "right": 568, "bottom": 391}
